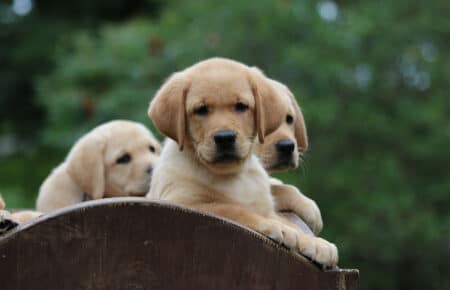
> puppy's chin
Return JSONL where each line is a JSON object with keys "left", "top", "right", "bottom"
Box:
{"left": 266, "top": 162, "right": 295, "bottom": 172}
{"left": 105, "top": 182, "right": 150, "bottom": 197}
{"left": 263, "top": 155, "right": 299, "bottom": 172}
{"left": 125, "top": 182, "right": 151, "bottom": 197}
{"left": 200, "top": 158, "right": 246, "bottom": 175}
{"left": 196, "top": 147, "right": 249, "bottom": 175}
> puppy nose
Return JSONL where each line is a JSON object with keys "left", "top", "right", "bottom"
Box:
{"left": 214, "top": 130, "right": 236, "bottom": 146}
{"left": 146, "top": 165, "right": 153, "bottom": 175}
{"left": 275, "top": 140, "right": 295, "bottom": 154}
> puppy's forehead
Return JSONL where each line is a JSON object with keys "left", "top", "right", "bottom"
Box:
{"left": 101, "top": 124, "right": 156, "bottom": 151}
{"left": 270, "top": 80, "right": 296, "bottom": 116}
{"left": 286, "top": 96, "right": 296, "bottom": 116}
{"left": 188, "top": 70, "right": 254, "bottom": 105}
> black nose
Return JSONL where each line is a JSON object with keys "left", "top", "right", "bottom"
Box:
{"left": 214, "top": 130, "right": 236, "bottom": 147}
{"left": 146, "top": 165, "right": 153, "bottom": 175}
{"left": 275, "top": 140, "right": 295, "bottom": 154}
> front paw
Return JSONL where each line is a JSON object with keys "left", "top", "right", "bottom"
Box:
{"left": 257, "top": 219, "right": 299, "bottom": 250}
{"left": 300, "top": 199, "right": 323, "bottom": 235}
{"left": 0, "top": 210, "right": 18, "bottom": 235}
{"left": 298, "top": 236, "right": 338, "bottom": 268}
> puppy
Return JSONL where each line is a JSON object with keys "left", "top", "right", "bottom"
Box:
{"left": 147, "top": 58, "right": 338, "bottom": 267}
{"left": 256, "top": 79, "right": 308, "bottom": 171}
{"left": 37, "top": 120, "right": 160, "bottom": 212}
{"left": 256, "top": 79, "right": 323, "bottom": 234}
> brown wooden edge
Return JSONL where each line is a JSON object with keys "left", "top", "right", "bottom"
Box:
{"left": 0, "top": 197, "right": 359, "bottom": 290}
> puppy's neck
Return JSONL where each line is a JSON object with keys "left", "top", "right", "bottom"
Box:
{"left": 156, "top": 139, "right": 274, "bottom": 214}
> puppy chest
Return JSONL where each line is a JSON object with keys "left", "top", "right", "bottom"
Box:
{"left": 216, "top": 177, "right": 275, "bottom": 216}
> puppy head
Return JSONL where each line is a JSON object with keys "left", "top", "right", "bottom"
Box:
{"left": 66, "top": 120, "right": 161, "bottom": 199}
{"left": 149, "top": 57, "right": 287, "bottom": 175}
{"left": 256, "top": 80, "right": 308, "bottom": 172}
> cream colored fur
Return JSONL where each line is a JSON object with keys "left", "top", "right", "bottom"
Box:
{"left": 37, "top": 120, "right": 160, "bottom": 212}
{"left": 147, "top": 58, "right": 338, "bottom": 267}
{"left": 0, "top": 196, "right": 41, "bottom": 227}
{"left": 256, "top": 78, "right": 323, "bottom": 234}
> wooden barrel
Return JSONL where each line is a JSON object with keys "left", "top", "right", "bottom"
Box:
{"left": 0, "top": 198, "right": 358, "bottom": 290}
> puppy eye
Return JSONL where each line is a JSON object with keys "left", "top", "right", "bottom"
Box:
{"left": 149, "top": 145, "right": 156, "bottom": 153}
{"left": 286, "top": 114, "right": 294, "bottom": 125}
{"left": 194, "top": 105, "right": 209, "bottom": 116}
{"left": 235, "top": 102, "right": 249, "bottom": 112}
{"left": 116, "top": 153, "right": 131, "bottom": 164}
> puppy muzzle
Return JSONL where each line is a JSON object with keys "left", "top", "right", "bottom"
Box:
{"left": 274, "top": 139, "right": 297, "bottom": 169}
{"left": 213, "top": 130, "right": 239, "bottom": 163}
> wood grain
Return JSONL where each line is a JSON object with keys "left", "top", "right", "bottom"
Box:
{"left": 0, "top": 198, "right": 358, "bottom": 290}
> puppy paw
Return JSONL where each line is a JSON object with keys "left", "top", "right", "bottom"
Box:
{"left": 297, "top": 236, "right": 338, "bottom": 268}
{"left": 257, "top": 219, "right": 299, "bottom": 249}
{"left": 0, "top": 210, "right": 19, "bottom": 235}
{"left": 299, "top": 198, "right": 323, "bottom": 235}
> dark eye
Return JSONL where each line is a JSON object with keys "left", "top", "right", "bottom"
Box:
{"left": 149, "top": 145, "right": 156, "bottom": 153}
{"left": 286, "top": 114, "right": 294, "bottom": 124}
{"left": 235, "top": 102, "right": 249, "bottom": 112}
{"left": 116, "top": 153, "right": 131, "bottom": 164}
{"left": 194, "top": 105, "right": 208, "bottom": 116}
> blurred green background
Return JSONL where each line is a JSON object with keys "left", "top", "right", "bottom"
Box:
{"left": 1, "top": 0, "right": 449, "bottom": 289}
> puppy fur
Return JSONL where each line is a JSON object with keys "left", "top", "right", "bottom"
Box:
{"left": 256, "top": 79, "right": 323, "bottom": 234}
{"left": 36, "top": 120, "right": 160, "bottom": 212}
{"left": 256, "top": 79, "right": 308, "bottom": 171}
{"left": 147, "top": 58, "right": 337, "bottom": 267}
{"left": 0, "top": 196, "right": 41, "bottom": 229}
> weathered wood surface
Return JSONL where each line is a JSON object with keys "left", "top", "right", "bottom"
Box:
{"left": 0, "top": 198, "right": 358, "bottom": 290}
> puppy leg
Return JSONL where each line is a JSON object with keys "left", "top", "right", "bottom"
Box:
{"left": 192, "top": 202, "right": 337, "bottom": 267}
{"left": 0, "top": 196, "right": 18, "bottom": 234}
{"left": 193, "top": 202, "right": 300, "bottom": 250}
{"left": 12, "top": 211, "right": 42, "bottom": 223}
{"left": 272, "top": 214, "right": 338, "bottom": 268}
{"left": 0, "top": 210, "right": 19, "bottom": 234}
{"left": 272, "top": 183, "right": 323, "bottom": 235}
{"left": 0, "top": 196, "right": 42, "bottom": 234}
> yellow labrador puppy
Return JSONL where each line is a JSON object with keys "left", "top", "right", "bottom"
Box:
{"left": 256, "top": 79, "right": 323, "bottom": 235}
{"left": 37, "top": 120, "right": 161, "bottom": 212}
{"left": 147, "top": 58, "right": 338, "bottom": 267}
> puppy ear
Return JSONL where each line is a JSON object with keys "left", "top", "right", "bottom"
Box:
{"left": 66, "top": 133, "right": 106, "bottom": 199}
{"left": 288, "top": 91, "right": 309, "bottom": 152}
{"left": 248, "top": 68, "right": 287, "bottom": 143}
{"left": 149, "top": 72, "right": 190, "bottom": 151}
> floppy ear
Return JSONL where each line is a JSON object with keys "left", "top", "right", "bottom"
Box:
{"left": 248, "top": 68, "right": 287, "bottom": 143}
{"left": 66, "top": 133, "right": 106, "bottom": 200}
{"left": 288, "top": 91, "right": 309, "bottom": 152}
{"left": 149, "top": 72, "right": 190, "bottom": 150}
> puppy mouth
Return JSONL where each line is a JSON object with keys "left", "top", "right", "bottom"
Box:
{"left": 212, "top": 146, "right": 242, "bottom": 163}
{"left": 127, "top": 182, "right": 150, "bottom": 197}
{"left": 269, "top": 155, "right": 297, "bottom": 171}
{"left": 213, "top": 152, "right": 240, "bottom": 163}
{"left": 271, "top": 162, "right": 295, "bottom": 171}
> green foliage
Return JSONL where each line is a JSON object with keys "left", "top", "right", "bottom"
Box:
{"left": 0, "top": 0, "right": 162, "bottom": 137}
{"left": 37, "top": 20, "right": 164, "bottom": 146}
{"left": 3, "top": 0, "right": 450, "bottom": 289}
{"left": 0, "top": 147, "right": 65, "bottom": 208}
